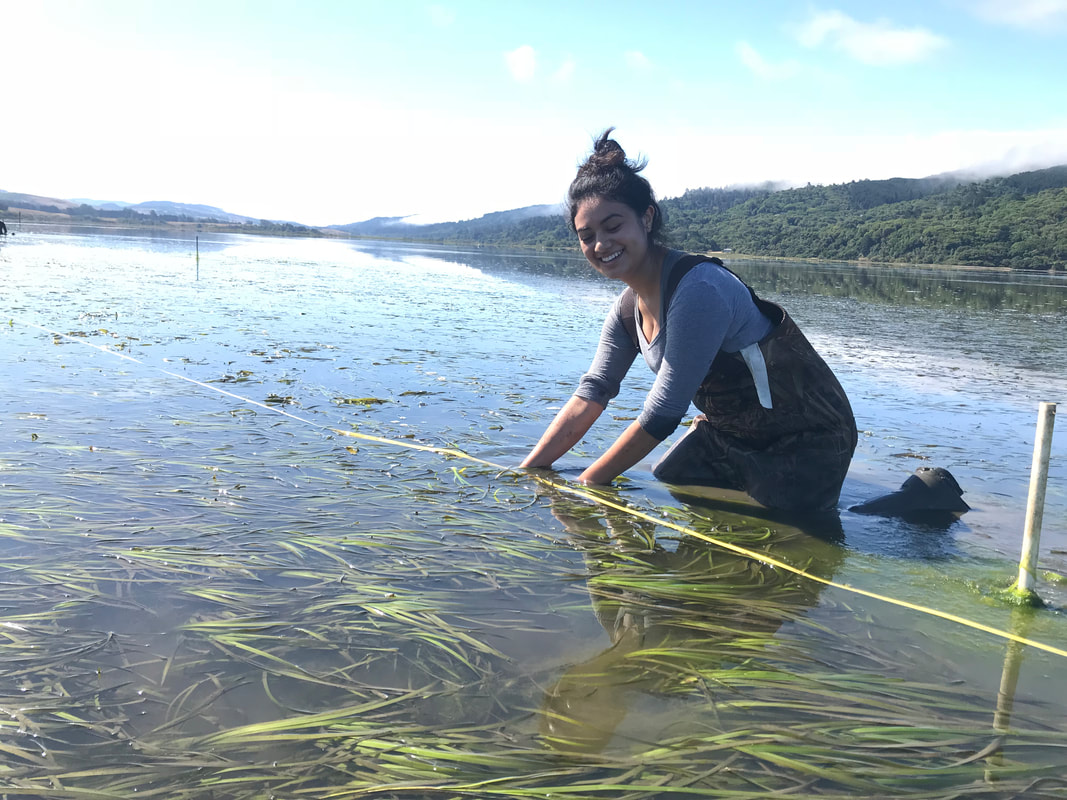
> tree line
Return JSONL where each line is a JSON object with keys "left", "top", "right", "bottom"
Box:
{"left": 351, "top": 165, "right": 1067, "bottom": 270}
{"left": 2, "top": 200, "right": 321, "bottom": 237}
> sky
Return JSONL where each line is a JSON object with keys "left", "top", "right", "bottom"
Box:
{"left": 4, "top": 0, "right": 1067, "bottom": 226}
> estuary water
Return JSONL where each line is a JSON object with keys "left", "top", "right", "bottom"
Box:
{"left": 2, "top": 226, "right": 1066, "bottom": 797}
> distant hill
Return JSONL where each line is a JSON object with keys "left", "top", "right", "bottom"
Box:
{"left": 325, "top": 172, "right": 1004, "bottom": 253}
{"left": 69, "top": 198, "right": 256, "bottom": 224}
{"left": 330, "top": 215, "right": 417, "bottom": 236}
{"left": 332, "top": 204, "right": 562, "bottom": 240}
{"left": 0, "top": 191, "right": 80, "bottom": 211}
{"left": 6, "top": 164, "right": 1067, "bottom": 268}
{"left": 665, "top": 165, "right": 1067, "bottom": 269}
{"left": 0, "top": 190, "right": 320, "bottom": 237}
{"left": 326, "top": 166, "right": 1067, "bottom": 269}
{"left": 0, "top": 191, "right": 295, "bottom": 227}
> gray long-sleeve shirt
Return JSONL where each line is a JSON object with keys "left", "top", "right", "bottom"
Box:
{"left": 574, "top": 250, "right": 774, "bottom": 440}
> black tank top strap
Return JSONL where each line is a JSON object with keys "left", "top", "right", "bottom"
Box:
{"left": 619, "top": 255, "right": 782, "bottom": 350}
{"left": 672, "top": 255, "right": 784, "bottom": 326}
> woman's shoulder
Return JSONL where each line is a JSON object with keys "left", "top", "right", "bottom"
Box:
{"left": 607, "top": 286, "right": 636, "bottom": 328}
{"left": 663, "top": 257, "right": 754, "bottom": 323}
{"left": 672, "top": 254, "right": 747, "bottom": 293}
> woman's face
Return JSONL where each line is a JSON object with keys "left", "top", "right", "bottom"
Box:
{"left": 574, "top": 197, "right": 655, "bottom": 282}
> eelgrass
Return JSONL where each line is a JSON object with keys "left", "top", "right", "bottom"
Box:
{"left": 2, "top": 417, "right": 1067, "bottom": 799}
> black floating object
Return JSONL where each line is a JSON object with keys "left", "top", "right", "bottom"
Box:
{"left": 850, "top": 466, "right": 970, "bottom": 518}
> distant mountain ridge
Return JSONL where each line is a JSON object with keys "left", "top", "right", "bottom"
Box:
{"left": 326, "top": 169, "right": 1001, "bottom": 249}
{"left": 329, "top": 204, "right": 562, "bottom": 237}
{"left": 1, "top": 191, "right": 263, "bottom": 225}
{"left": 0, "top": 191, "right": 80, "bottom": 211}
{"left": 326, "top": 165, "right": 1067, "bottom": 269}
{"left": 661, "top": 164, "right": 1067, "bottom": 269}
{"left": 5, "top": 163, "right": 1066, "bottom": 268}
{"left": 70, "top": 198, "right": 257, "bottom": 224}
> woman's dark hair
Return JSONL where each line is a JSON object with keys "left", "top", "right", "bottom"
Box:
{"left": 567, "top": 128, "right": 665, "bottom": 245}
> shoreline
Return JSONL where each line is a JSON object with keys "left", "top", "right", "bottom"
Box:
{"left": 0, "top": 207, "right": 343, "bottom": 239}
{"left": 713, "top": 251, "right": 1017, "bottom": 273}
{"left": 2, "top": 208, "right": 1056, "bottom": 273}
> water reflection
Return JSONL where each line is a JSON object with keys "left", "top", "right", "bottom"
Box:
{"left": 540, "top": 496, "right": 843, "bottom": 753}
{"left": 351, "top": 239, "right": 605, "bottom": 286}
{"left": 349, "top": 240, "right": 1067, "bottom": 314}
{"left": 737, "top": 259, "right": 1067, "bottom": 314}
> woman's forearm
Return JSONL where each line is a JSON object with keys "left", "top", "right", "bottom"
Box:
{"left": 578, "top": 421, "right": 661, "bottom": 485}
{"left": 521, "top": 396, "right": 606, "bottom": 468}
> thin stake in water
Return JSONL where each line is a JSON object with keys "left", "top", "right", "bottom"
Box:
{"left": 1012, "top": 402, "right": 1057, "bottom": 604}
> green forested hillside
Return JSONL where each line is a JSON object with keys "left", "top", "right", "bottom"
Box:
{"left": 669, "top": 167, "right": 1067, "bottom": 269}
{"left": 343, "top": 166, "right": 1067, "bottom": 270}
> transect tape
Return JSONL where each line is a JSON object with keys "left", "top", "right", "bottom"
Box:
{"left": 18, "top": 319, "right": 1067, "bottom": 661}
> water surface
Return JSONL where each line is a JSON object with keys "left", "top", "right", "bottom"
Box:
{"left": 2, "top": 227, "right": 1066, "bottom": 798}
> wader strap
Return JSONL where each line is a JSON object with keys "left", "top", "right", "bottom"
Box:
{"left": 620, "top": 255, "right": 778, "bottom": 409}
{"left": 740, "top": 342, "right": 773, "bottom": 409}
{"left": 621, "top": 255, "right": 780, "bottom": 349}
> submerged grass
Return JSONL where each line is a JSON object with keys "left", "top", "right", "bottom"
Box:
{"left": 2, "top": 438, "right": 1066, "bottom": 799}
{"left": 2, "top": 331, "right": 1067, "bottom": 798}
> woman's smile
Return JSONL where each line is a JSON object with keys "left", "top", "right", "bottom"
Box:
{"left": 574, "top": 197, "right": 658, "bottom": 286}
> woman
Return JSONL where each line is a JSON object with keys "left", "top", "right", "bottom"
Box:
{"left": 521, "top": 129, "right": 857, "bottom": 513}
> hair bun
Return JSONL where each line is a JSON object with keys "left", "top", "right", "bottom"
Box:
{"left": 588, "top": 128, "right": 627, "bottom": 169}
{"left": 567, "top": 127, "right": 664, "bottom": 245}
{"left": 578, "top": 127, "right": 647, "bottom": 177}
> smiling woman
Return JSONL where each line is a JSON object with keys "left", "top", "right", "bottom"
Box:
{"left": 521, "top": 129, "right": 858, "bottom": 513}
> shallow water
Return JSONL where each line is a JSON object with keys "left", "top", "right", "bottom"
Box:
{"left": 2, "top": 226, "right": 1067, "bottom": 797}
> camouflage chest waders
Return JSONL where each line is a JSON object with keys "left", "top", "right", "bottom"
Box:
{"left": 638, "top": 257, "right": 857, "bottom": 512}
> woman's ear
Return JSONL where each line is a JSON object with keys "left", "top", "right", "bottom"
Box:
{"left": 643, "top": 206, "right": 655, "bottom": 234}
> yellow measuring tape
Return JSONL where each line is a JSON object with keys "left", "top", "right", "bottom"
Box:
{"left": 18, "top": 320, "right": 1067, "bottom": 660}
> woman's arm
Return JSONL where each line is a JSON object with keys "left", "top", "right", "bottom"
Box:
{"left": 521, "top": 395, "right": 606, "bottom": 469}
{"left": 523, "top": 293, "right": 638, "bottom": 472}
{"left": 578, "top": 421, "right": 661, "bottom": 485}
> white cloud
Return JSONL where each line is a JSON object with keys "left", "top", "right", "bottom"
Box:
{"left": 736, "top": 41, "right": 800, "bottom": 79}
{"left": 505, "top": 44, "right": 537, "bottom": 83}
{"left": 796, "top": 10, "right": 948, "bottom": 66}
{"left": 624, "top": 50, "right": 652, "bottom": 70}
{"left": 969, "top": 0, "right": 1067, "bottom": 29}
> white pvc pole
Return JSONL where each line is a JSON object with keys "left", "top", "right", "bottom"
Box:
{"left": 1016, "top": 403, "right": 1057, "bottom": 594}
